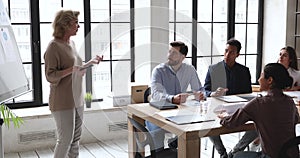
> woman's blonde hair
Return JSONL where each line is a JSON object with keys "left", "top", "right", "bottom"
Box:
{"left": 52, "top": 10, "right": 80, "bottom": 39}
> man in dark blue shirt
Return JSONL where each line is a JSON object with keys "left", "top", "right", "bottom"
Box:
{"left": 204, "top": 38, "right": 257, "bottom": 158}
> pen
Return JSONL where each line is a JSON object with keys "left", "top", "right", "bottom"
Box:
{"left": 192, "top": 119, "right": 215, "bottom": 124}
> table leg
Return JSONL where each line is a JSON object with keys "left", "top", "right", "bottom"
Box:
{"left": 177, "top": 132, "right": 200, "bottom": 158}
{"left": 128, "top": 117, "right": 135, "bottom": 158}
{"left": 128, "top": 115, "right": 145, "bottom": 158}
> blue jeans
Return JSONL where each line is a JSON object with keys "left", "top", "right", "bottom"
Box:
{"left": 233, "top": 151, "right": 270, "bottom": 158}
{"left": 209, "top": 130, "right": 258, "bottom": 155}
{"left": 145, "top": 121, "right": 166, "bottom": 150}
{"left": 231, "top": 130, "right": 259, "bottom": 153}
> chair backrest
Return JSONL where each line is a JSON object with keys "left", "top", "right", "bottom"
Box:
{"left": 128, "top": 117, "right": 157, "bottom": 158}
{"left": 278, "top": 136, "right": 300, "bottom": 158}
{"left": 251, "top": 85, "right": 261, "bottom": 92}
{"left": 144, "top": 87, "right": 151, "bottom": 103}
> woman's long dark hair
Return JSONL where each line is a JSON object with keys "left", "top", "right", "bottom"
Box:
{"left": 264, "top": 63, "right": 293, "bottom": 89}
{"left": 281, "top": 46, "right": 298, "bottom": 70}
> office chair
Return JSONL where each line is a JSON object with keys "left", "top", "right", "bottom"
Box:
{"left": 143, "top": 87, "right": 151, "bottom": 103}
{"left": 128, "top": 117, "right": 177, "bottom": 158}
{"left": 143, "top": 87, "right": 178, "bottom": 149}
{"left": 278, "top": 136, "right": 300, "bottom": 158}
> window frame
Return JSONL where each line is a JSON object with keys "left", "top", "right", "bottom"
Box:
{"left": 7, "top": 0, "right": 263, "bottom": 109}
{"left": 170, "top": 0, "right": 263, "bottom": 84}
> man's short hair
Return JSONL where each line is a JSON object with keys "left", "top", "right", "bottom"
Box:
{"left": 170, "top": 41, "right": 188, "bottom": 56}
{"left": 226, "top": 38, "right": 242, "bottom": 53}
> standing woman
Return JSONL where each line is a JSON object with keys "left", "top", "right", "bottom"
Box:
{"left": 278, "top": 46, "right": 300, "bottom": 90}
{"left": 44, "top": 10, "right": 102, "bottom": 158}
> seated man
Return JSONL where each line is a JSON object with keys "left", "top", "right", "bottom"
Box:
{"left": 204, "top": 38, "right": 257, "bottom": 158}
{"left": 146, "top": 41, "right": 205, "bottom": 151}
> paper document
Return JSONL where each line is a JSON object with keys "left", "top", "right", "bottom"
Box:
{"left": 213, "top": 102, "right": 246, "bottom": 114}
{"left": 156, "top": 109, "right": 197, "bottom": 118}
{"left": 216, "top": 95, "right": 248, "bottom": 103}
{"left": 284, "top": 91, "right": 300, "bottom": 98}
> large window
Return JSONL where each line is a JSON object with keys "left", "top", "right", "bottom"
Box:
{"left": 291, "top": 0, "right": 300, "bottom": 57}
{"left": 90, "top": 0, "right": 131, "bottom": 99}
{"left": 170, "top": 0, "right": 263, "bottom": 84}
{"left": 6, "top": 0, "right": 263, "bottom": 108}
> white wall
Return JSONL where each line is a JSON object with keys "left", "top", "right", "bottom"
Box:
{"left": 150, "top": 0, "right": 169, "bottom": 70}
{"left": 3, "top": 108, "right": 127, "bottom": 153}
{"left": 134, "top": 6, "right": 152, "bottom": 85}
{"left": 262, "top": 0, "right": 287, "bottom": 68}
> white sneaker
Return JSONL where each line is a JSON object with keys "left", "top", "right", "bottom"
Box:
{"left": 249, "top": 142, "right": 261, "bottom": 152}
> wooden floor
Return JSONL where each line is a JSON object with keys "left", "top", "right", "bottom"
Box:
{"left": 4, "top": 132, "right": 252, "bottom": 158}
{"left": 5, "top": 125, "right": 300, "bottom": 158}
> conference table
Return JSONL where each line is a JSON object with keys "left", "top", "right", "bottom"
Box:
{"left": 127, "top": 94, "right": 262, "bottom": 158}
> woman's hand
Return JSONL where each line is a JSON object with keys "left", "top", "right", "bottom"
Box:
{"left": 82, "top": 55, "right": 104, "bottom": 68}
{"left": 217, "top": 111, "right": 229, "bottom": 119}
{"left": 90, "top": 55, "right": 103, "bottom": 64}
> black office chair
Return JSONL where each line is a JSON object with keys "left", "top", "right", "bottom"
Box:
{"left": 278, "top": 136, "right": 300, "bottom": 158}
{"left": 144, "top": 87, "right": 151, "bottom": 103}
{"left": 128, "top": 117, "right": 177, "bottom": 158}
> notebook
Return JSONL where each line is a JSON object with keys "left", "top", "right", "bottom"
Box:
{"left": 166, "top": 114, "right": 215, "bottom": 125}
{"left": 149, "top": 101, "right": 178, "bottom": 110}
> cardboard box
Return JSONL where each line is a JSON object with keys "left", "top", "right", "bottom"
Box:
{"left": 131, "top": 85, "right": 148, "bottom": 103}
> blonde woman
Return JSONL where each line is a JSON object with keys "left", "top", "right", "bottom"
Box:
{"left": 44, "top": 10, "right": 102, "bottom": 158}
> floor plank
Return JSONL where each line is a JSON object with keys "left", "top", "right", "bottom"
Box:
{"left": 100, "top": 140, "right": 128, "bottom": 158}
{"left": 35, "top": 148, "right": 53, "bottom": 158}
{"left": 79, "top": 145, "right": 95, "bottom": 158}
{"left": 115, "top": 138, "right": 128, "bottom": 151}
{"left": 4, "top": 152, "right": 20, "bottom": 158}
{"left": 18, "top": 151, "right": 38, "bottom": 158}
{"left": 84, "top": 142, "right": 114, "bottom": 158}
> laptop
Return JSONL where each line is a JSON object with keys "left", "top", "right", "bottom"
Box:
{"left": 149, "top": 101, "right": 178, "bottom": 110}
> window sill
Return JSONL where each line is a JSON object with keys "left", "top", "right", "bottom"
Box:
{"left": 12, "top": 97, "right": 128, "bottom": 119}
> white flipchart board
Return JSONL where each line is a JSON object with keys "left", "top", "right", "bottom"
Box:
{"left": 0, "top": 1, "right": 29, "bottom": 103}
{"left": 0, "top": 0, "right": 30, "bottom": 157}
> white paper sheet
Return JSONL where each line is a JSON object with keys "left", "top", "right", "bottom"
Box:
{"left": 213, "top": 102, "right": 246, "bottom": 114}
{"left": 216, "top": 95, "right": 248, "bottom": 103}
{"left": 156, "top": 109, "right": 198, "bottom": 118}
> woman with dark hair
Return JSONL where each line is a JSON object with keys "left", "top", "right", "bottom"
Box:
{"left": 278, "top": 46, "right": 300, "bottom": 90}
{"left": 219, "top": 63, "right": 299, "bottom": 158}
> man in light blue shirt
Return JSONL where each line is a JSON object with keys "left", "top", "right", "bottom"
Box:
{"left": 146, "top": 41, "right": 205, "bottom": 151}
